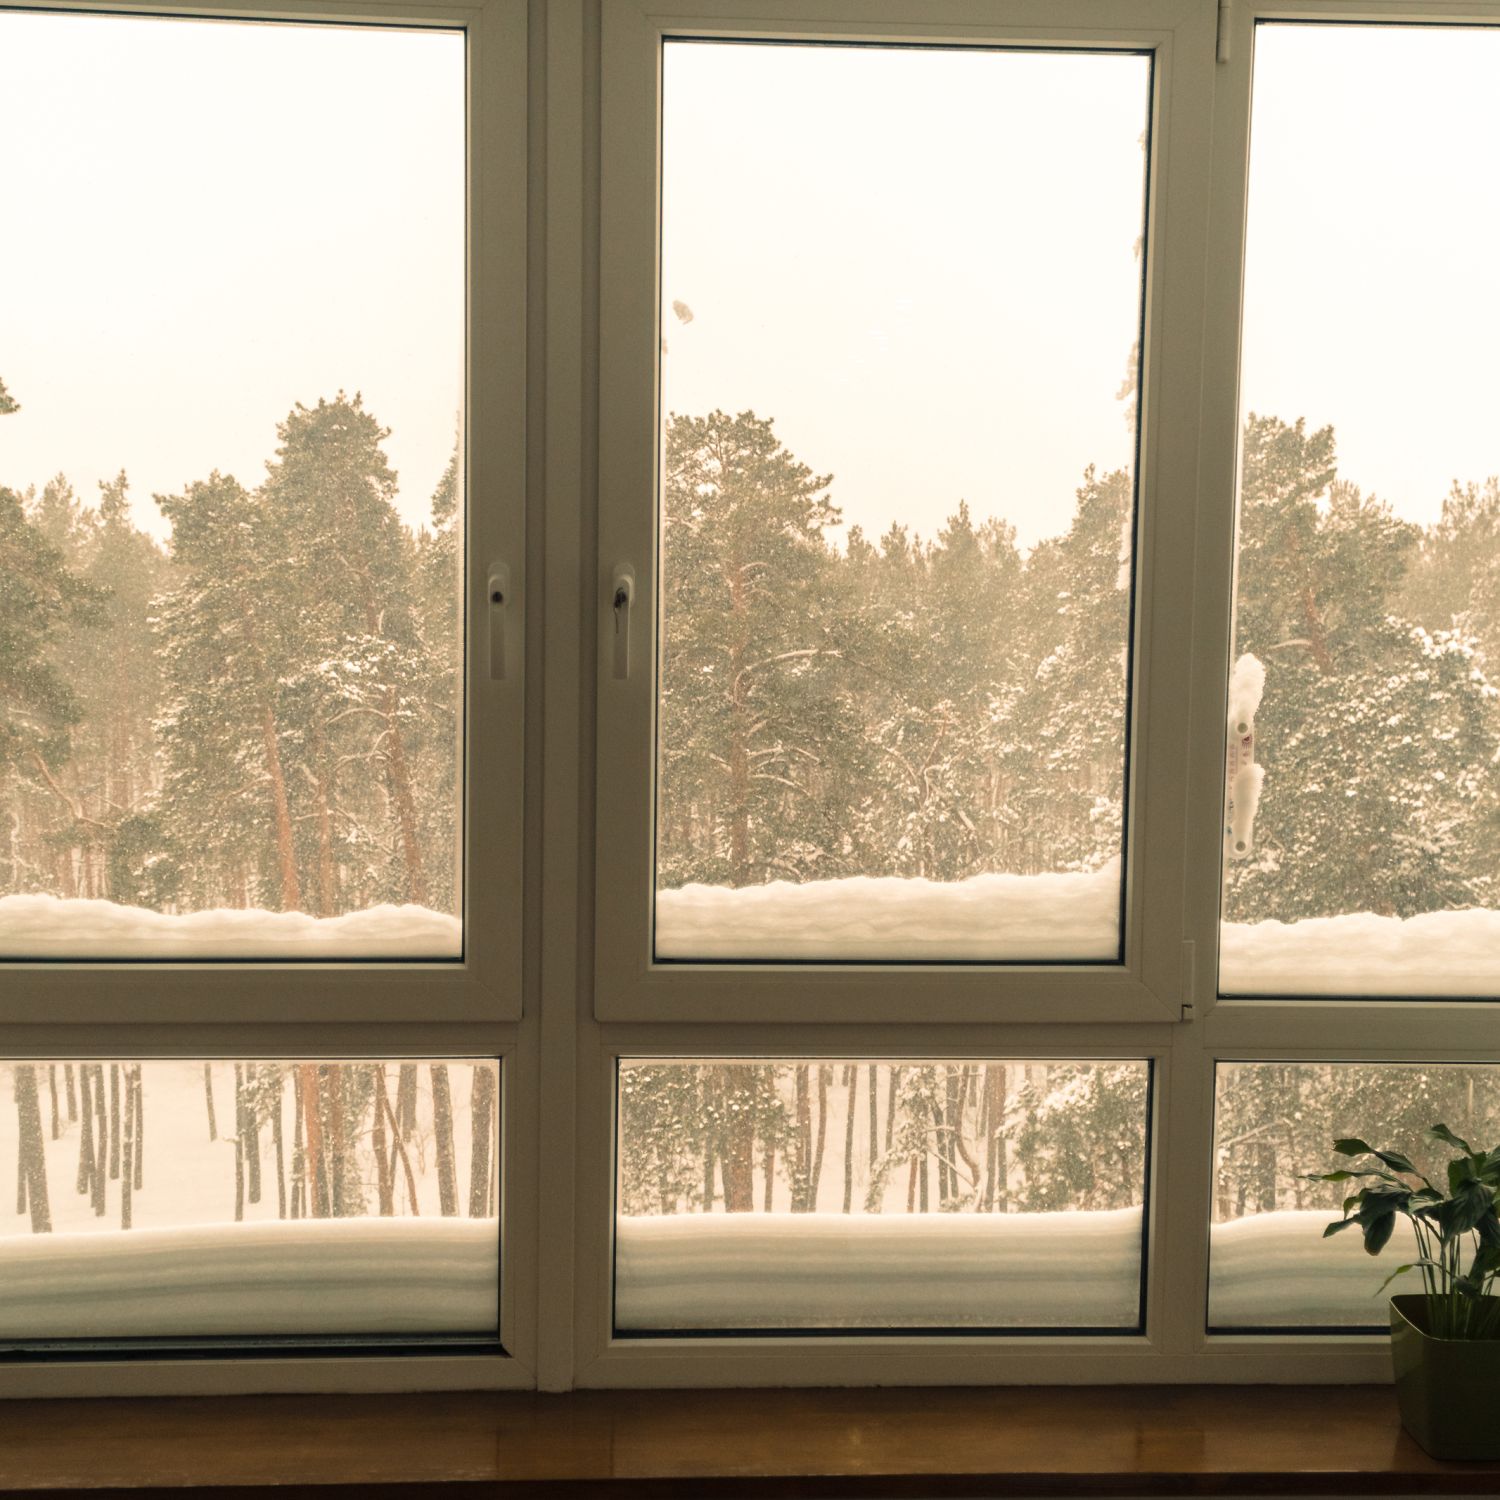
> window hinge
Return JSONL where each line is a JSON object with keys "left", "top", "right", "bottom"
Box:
{"left": 1180, "top": 938, "right": 1196, "bottom": 1022}
{"left": 1217, "top": 0, "right": 1232, "bottom": 64}
{"left": 1181, "top": 1001, "right": 1196, "bottom": 1023}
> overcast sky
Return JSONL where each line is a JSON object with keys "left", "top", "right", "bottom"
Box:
{"left": 2, "top": 19, "right": 1497, "bottom": 553}
{"left": 0, "top": 10, "right": 463, "bottom": 540}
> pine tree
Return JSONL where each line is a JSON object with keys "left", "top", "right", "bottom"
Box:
{"left": 658, "top": 410, "right": 862, "bottom": 886}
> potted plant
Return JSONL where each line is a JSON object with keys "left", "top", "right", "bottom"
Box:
{"left": 1308, "top": 1125, "right": 1500, "bottom": 1460}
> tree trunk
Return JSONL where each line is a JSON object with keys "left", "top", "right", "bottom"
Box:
{"left": 244, "top": 1063, "right": 262, "bottom": 1206}
{"left": 396, "top": 1064, "right": 418, "bottom": 1138}
{"left": 260, "top": 699, "right": 302, "bottom": 912}
{"left": 64, "top": 1064, "right": 77, "bottom": 1123}
{"left": 468, "top": 1065, "right": 495, "bottom": 1217}
{"left": 203, "top": 1063, "right": 218, "bottom": 1141}
{"left": 132, "top": 1067, "right": 143, "bottom": 1191}
{"left": 121, "top": 1066, "right": 134, "bottom": 1231}
{"left": 809, "top": 1064, "right": 830, "bottom": 1210}
{"left": 14, "top": 1064, "right": 51, "bottom": 1233}
{"left": 313, "top": 717, "right": 337, "bottom": 916}
{"left": 91, "top": 1067, "right": 107, "bottom": 1216}
{"left": 48, "top": 1065, "right": 59, "bottom": 1141}
{"left": 271, "top": 1071, "right": 286, "bottom": 1219}
{"left": 430, "top": 1064, "right": 457, "bottom": 1216}
{"left": 720, "top": 1071, "right": 756, "bottom": 1213}
{"left": 76, "top": 1065, "right": 94, "bottom": 1196}
{"left": 299, "top": 1063, "right": 328, "bottom": 1218}
{"left": 792, "top": 1067, "right": 812, "bottom": 1211}
{"left": 842, "top": 1065, "right": 857, "bottom": 1213}
{"left": 109, "top": 1064, "right": 121, "bottom": 1181}
{"left": 372, "top": 1065, "right": 394, "bottom": 1216}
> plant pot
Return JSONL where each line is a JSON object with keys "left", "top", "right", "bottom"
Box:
{"left": 1390, "top": 1294, "right": 1500, "bottom": 1460}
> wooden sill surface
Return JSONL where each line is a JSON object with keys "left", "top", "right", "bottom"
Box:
{"left": 3, "top": 1385, "right": 1500, "bottom": 1497}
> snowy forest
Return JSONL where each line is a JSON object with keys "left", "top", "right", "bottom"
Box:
{"left": 4, "top": 368, "right": 1500, "bottom": 1254}
{"left": 0, "top": 378, "right": 461, "bottom": 944}
{"left": 2, "top": 1059, "right": 497, "bottom": 1237}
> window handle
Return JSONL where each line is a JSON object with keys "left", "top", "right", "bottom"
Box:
{"left": 488, "top": 563, "right": 511, "bottom": 681}
{"left": 611, "top": 564, "right": 635, "bottom": 680}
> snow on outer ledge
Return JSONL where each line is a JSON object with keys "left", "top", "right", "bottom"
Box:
{"left": 0, "top": 894, "right": 461, "bottom": 959}
{"left": 1220, "top": 907, "right": 1500, "bottom": 997}
{"left": 0, "top": 1218, "right": 497, "bottom": 1339}
{"left": 656, "top": 861, "right": 1122, "bottom": 961}
{"left": 615, "top": 1209, "right": 1144, "bottom": 1330}
{"left": 1209, "top": 1210, "right": 1424, "bottom": 1328}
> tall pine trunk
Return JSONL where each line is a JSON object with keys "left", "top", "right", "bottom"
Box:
{"left": 430, "top": 1065, "right": 457, "bottom": 1216}
{"left": 14, "top": 1064, "right": 52, "bottom": 1233}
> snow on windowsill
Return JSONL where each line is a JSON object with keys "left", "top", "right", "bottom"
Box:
{"left": 0, "top": 1217, "right": 498, "bottom": 1339}
{"left": 0, "top": 894, "right": 462, "bottom": 960}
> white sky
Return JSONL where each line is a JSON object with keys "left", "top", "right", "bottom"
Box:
{"left": 0, "top": 10, "right": 463, "bottom": 540}
{"left": 1241, "top": 23, "right": 1500, "bottom": 529}
{"left": 3, "top": 21, "right": 1496, "bottom": 552}
{"left": 661, "top": 41, "right": 1150, "bottom": 552}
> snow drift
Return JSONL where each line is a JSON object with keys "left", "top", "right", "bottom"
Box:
{"left": 656, "top": 862, "right": 1122, "bottom": 961}
{"left": 0, "top": 894, "right": 461, "bottom": 960}
{"left": 1220, "top": 907, "right": 1500, "bottom": 997}
{"left": 1209, "top": 1210, "right": 1423, "bottom": 1328}
{"left": 614, "top": 1208, "right": 1144, "bottom": 1331}
{"left": 0, "top": 1217, "right": 497, "bottom": 1339}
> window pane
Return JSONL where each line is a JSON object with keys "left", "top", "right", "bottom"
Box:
{"left": 0, "top": 13, "right": 464, "bottom": 960}
{"left": 655, "top": 42, "right": 1151, "bottom": 962}
{"left": 0, "top": 1060, "right": 498, "bottom": 1342}
{"left": 615, "top": 1059, "right": 1150, "bottom": 1334}
{"left": 1209, "top": 1061, "right": 1500, "bottom": 1331}
{"left": 1220, "top": 24, "right": 1500, "bottom": 996}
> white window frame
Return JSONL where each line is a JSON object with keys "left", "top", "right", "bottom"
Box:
{"left": 566, "top": 0, "right": 1500, "bottom": 1393}
{"left": 592, "top": 0, "right": 1217, "bottom": 1026}
{"left": 5, "top": 0, "right": 1500, "bottom": 1401}
{"left": 0, "top": 0, "right": 535, "bottom": 1396}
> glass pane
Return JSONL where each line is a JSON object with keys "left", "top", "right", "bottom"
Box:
{"left": 0, "top": 1060, "right": 498, "bottom": 1342}
{"left": 0, "top": 13, "right": 464, "bottom": 960}
{"left": 1220, "top": 24, "right": 1500, "bottom": 996}
{"left": 1209, "top": 1061, "right": 1500, "bottom": 1331}
{"left": 654, "top": 42, "right": 1151, "bottom": 962}
{"left": 615, "top": 1058, "right": 1150, "bottom": 1334}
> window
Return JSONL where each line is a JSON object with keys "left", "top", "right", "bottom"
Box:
{"left": 0, "top": 0, "right": 526, "bottom": 1382}
{"left": 3, "top": 0, "right": 1499, "bottom": 1398}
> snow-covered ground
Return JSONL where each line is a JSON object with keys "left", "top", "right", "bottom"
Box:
{"left": 614, "top": 1208, "right": 1144, "bottom": 1330}
{"left": 1209, "top": 1210, "right": 1422, "bottom": 1328}
{"left": 0, "top": 1218, "right": 498, "bottom": 1338}
{"left": 0, "top": 894, "right": 461, "bottom": 959}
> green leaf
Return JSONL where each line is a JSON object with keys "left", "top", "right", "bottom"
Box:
{"left": 1363, "top": 1210, "right": 1398, "bottom": 1255}
{"left": 1323, "top": 1218, "right": 1359, "bottom": 1238}
{"left": 1429, "top": 1123, "right": 1476, "bottom": 1157}
{"left": 1370, "top": 1149, "right": 1421, "bottom": 1177}
{"left": 1334, "top": 1137, "right": 1377, "bottom": 1158}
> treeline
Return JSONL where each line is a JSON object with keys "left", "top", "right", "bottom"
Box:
{"left": 660, "top": 410, "right": 1500, "bottom": 922}
{"left": 8, "top": 1060, "right": 497, "bottom": 1234}
{"left": 619, "top": 1059, "right": 1500, "bottom": 1223}
{"left": 618, "top": 1061, "right": 1149, "bottom": 1217}
{"left": 1, "top": 390, "right": 460, "bottom": 917}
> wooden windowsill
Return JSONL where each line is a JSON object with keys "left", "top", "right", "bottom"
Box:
{"left": 3, "top": 1385, "right": 1499, "bottom": 1497}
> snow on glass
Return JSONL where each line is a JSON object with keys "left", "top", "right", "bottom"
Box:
{"left": 1219, "top": 25, "right": 1500, "bottom": 997}
{"left": 1209, "top": 1062, "right": 1500, "bottom": 1330}
{"left": 0, "top": 14, "right": 463, "bottom": 960}
{"left": 0, "top": 1060, "right": 498, "bottom": 1340}
{"left": 653, "top": 43, "right": 1151, "bottom": 962}
{"left": 615, "top": 1059, "right": 1149, "bottom": 1332}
